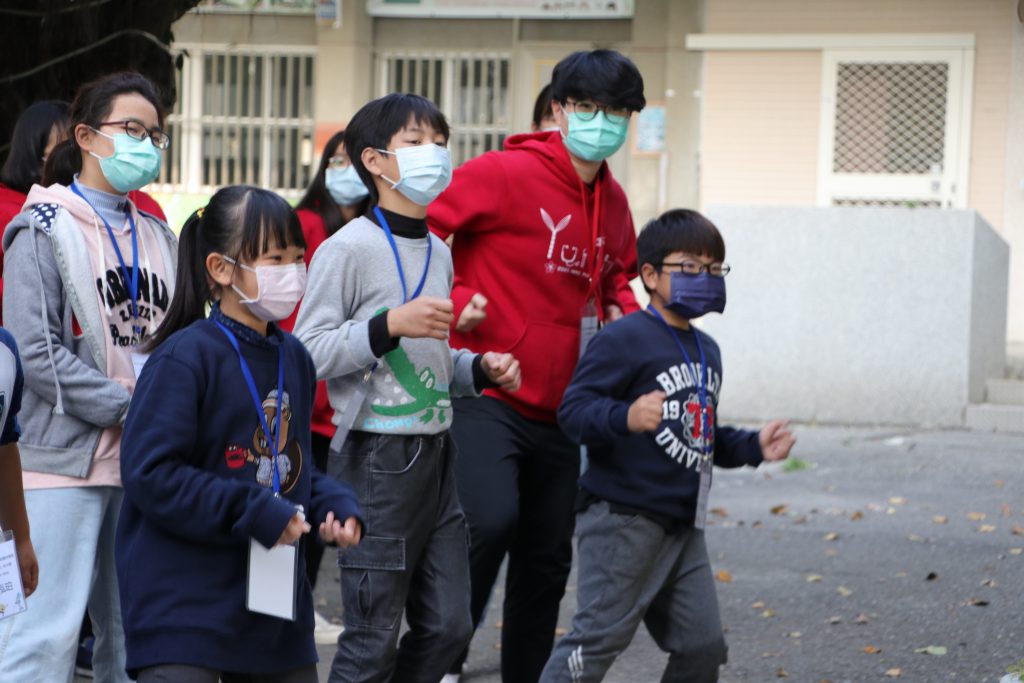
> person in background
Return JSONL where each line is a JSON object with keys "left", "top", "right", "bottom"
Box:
{"left": 531, "top": 84, "right": 557, "bottom": 132}
{"left": 0, "top": 100, "right": 70, "bottom": 325}
{"left": 429, "top": 49, "right": 646, "bottom": 683}
{"left": 0, "top": 71, "right": 178, "bottom": 682}
{"left": 281, "top": 129, "right": 370, "bottom": 644}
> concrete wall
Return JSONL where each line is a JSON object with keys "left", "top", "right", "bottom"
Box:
{"left": 699, "top": 206, "right": 1009, "bottom": 427}
{"left": 1003, "top": 17, "right": 1024, "bottom": 343}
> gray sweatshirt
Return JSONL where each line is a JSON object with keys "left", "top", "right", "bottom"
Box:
{"left": 294, "top": 215, "right": 479, "bottom": 436}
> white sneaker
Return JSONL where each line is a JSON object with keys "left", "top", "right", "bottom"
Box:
{"left": 313, "top": 610, "right": 344, "bottom": 645}
{"left": 439, "top": 675, "right": 461, "bottom": 683}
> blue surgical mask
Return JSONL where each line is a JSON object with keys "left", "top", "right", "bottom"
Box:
{"left": 325, "top": 165, "right": 369, "bottom": 205}
{"left": 561, "top": 111, "right": 629, "bottom": 162}
{"left": 89, "top": 129, "right": 162, "bottom": 193}
{"left": 665, "top": 272, "right": 726, "bottom": 320}
{"left": 378, "top": 144, "right": 452, "bottom": 206}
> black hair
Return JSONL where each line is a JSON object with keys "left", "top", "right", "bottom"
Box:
{"left": 550, "top": 49, "right": 646, "bottom": 112}
{"left": 637, "top": 209, "right": 726, "bottom": 292}
{"left": 0, "top": 100, "right": 70, "bottom": 193}
{"left": 344, "top": 93, "right": 450, "bottom": 204}
{"left": 295, "top": 129, "right": 369, "bottom": 235}
{"left": 147, "top": 185, "right": 306, "bottom": 350}
{"left": 43, "top": 71, "right": 165, "bottom": 187}
{"left": 531, "top": 84, "right": 554, "bottom": 130}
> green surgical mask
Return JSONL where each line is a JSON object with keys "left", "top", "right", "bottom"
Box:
{"left": 561, "top": 111, "right": 629, "bottom": 162}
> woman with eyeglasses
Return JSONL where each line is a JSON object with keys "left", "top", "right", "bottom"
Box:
{"left": 280, "top": 129, "right": 369, "bottom": 644}
{"left": 0, "top": 71, "right": 178, "bottom": 682}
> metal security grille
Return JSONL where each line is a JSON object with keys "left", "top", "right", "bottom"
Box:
{"left": 157, "top": 46, "right": 315, "bottom": 196}
{"left": 833, "top": 198, "right": 942, "bottom": 208}
{"left": 832, "top": 62, "right": 948, "bottom": 175}
{"left": 380, "top": 52, "right": 511, "bottom": 166}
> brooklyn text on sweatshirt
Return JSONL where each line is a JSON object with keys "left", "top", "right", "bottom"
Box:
{"left": 559, "top": 311, "right": 763, "bottom": 524}
{"left": 428, "top": 130, "right": 640, "bottom": 422}
{"left": 116, "top": 304, "right": 363, "bottom": 675}
{"left": 294, "top": 214, "right": 480, "bottom": 436}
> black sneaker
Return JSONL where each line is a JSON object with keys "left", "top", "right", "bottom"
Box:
{"left": 75, "top": 635, "right": 94, "bottom": 679}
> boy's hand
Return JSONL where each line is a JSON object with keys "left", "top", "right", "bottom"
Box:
{"left": 16, "top": 537, "right": 38, "bottom": 598}
{"left": 604, "top": 304, "right": 624, "bottom": 322}
{"left": 481, "top": 352, "right": 521, "bottom": 392}
{"left": 628, "top": 390, "right": 666, "bottom": 432}
{"left": 759, "top": 420, "right": 796, "bottom": 461}
{"left": 387, "top": 297, "right": 454, "bottom": 340}
{"left": 456, "top": 293, "right": 488, "bottom": 332}
{"left": 319, "top": 512, "right": 362, "bottom": 548}
{"left": 276, "top": 511, "right": 311, "bottom": 546}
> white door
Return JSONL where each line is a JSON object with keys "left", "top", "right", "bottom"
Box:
{"left": 817, "top": 48, "right": 973, "bottom": 208}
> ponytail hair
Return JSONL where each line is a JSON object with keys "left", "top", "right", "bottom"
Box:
{"left": 146, "top": 185, "right": 306, "bottom": 350}
{"left": 43, "top": 71, "right": 165, "bottom": 186}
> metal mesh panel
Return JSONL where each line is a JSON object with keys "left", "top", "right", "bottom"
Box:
{"left": 833, "top": 198, "right": 942, "bottom": 208}
{"left": 832, "top": 62, "right": 948, "bottom": 175}
{"left": 383, "top": 52, "right": 510, "bottom": 166}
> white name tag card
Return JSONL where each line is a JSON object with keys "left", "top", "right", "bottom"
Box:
{"left": 246, "top": 538, "right": 298, "bottom": 621}
{"left": 0, "top": 530, "right": 27, "bottom": 621}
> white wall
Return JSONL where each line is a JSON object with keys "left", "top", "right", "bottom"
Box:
{"left": 699, "top": 206, "right": 1009, "bottom": 427}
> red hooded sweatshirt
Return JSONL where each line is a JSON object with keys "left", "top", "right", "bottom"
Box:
{"left": 428, "top": 131, "right": 639, "bottom": 423}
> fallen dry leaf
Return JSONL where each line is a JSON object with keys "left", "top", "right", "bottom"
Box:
{"left": 886, "top": 507, "right": 897, "bottom": 515}
{"left": 907, "top": 534, "right": 924, "bottom": 542}
{"left": 889, "top": 496, "right": 906, "bottom": 505}
{"left": 752, "top": 520, "right": 763, "bottom": 528}
{"left": 1002, "top": 503, "right": 1012, "bottom": 518}
{"left": 965, "top": 597, "right": 990, "bottom": 607}
{"left": 967, "top": 512, "right": 986, "bottom": 521}
{"left": 710, "top": 507, "right": 728, "bottom": 517}
{"left": 885, "top": 668, "right": 902, "bottom": 678}
{"left": 933, "top": 515, "right": 948, "bottom": 524}
{"left": 1010, "top": 548, "right": 1023, "bottom": 555}
{"left": 751, "top": 600, "right": 766, "bottom": 609}
{"left": 716, "top": 570, "right": 733, "bottom": 583}
{"left": 827, "top": 615, "right": 842, "bottom": 624}
{"left": 806, "top": 574, "right": 823, "bottom": 583}
{"left": 837, "top": 586, "right": 853, "bottom": 597}
{"left": 786, "top": 631, "right": 802, "bottom": 638}
{"left": 555, "top": 627, "right": 567, "bottom": 636}
{"left": 978, "top": 524, "right": 997, "bottom": 533}
{"left": 863, "top": 645, "right": 881, "bottom": 654}
{"left": 981, "top": 578, "right": 997, "bottom": 588}
{"left": 914, "top": 645, "right": 947, "bottom": 656}
{"left": 855, "top": 613, "right": 870, "bottom": 624}
{"left": 824, "top": 532, "right": 840, "bottom": 541}
{"left": 1011, "top": 524, "right": 1024, "bottom": 536}
{"left": 761, "top": 608, "right": 776, "bottom": 618}
{"left": 775, "top": 667, "right": 788, "bottom": 678}
{"left": 850, "top": 510, "right": 864, "bottom": 521}
{"left": 771, "top": 504, "right": 789, "bottom": 516}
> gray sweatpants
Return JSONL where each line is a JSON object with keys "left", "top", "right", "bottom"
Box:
{"left": 539, "top": 501, "right": 728, "bottom": 683}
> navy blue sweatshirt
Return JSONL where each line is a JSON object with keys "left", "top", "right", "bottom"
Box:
{"left": 559, "top": 310, "right": 763, "bottom": 525}
{"left": 116, "top": 305, "right": 363, "bottom": 675}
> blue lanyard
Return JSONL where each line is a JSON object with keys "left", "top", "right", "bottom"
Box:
{"left": 647, "top": 306, "right": 713, "bottom": 453}
{"left": 216, "top": 321, "right": 285, "bottom": 495}
{"left": 70, "top": 183, "right": 141, "bottom": 334}
{"left": 373, "top": 206, "right": 432, "bottom": 303}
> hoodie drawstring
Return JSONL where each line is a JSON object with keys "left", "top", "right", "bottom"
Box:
{"left": 29, "top": 227, "right": 66, "bottom": 416}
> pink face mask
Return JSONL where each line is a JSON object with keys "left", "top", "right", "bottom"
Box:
{"left": 224, "top": 256, "right": 307, "bottom": 322}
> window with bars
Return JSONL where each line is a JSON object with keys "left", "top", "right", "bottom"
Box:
{"left": 157, "top": 47, "right": 316, "bottom": 196}
{"left": 380, "top": 52, "right": 511, "bottom": 166}
{"left": 832, "top": 62, "right": 949, "bottom": 176}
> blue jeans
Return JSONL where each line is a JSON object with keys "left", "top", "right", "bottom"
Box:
{"left": 327, "top": 431, "right": 472, "bottom": 683}
{"left": 0, "top": 486, "right": 130, "bottom": 683}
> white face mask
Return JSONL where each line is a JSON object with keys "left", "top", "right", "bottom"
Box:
{"left": 223, "top": 256, "right": 307, "bottom": 322}
{"left": 377, "top": 144, "right": 452, "bottom": 206}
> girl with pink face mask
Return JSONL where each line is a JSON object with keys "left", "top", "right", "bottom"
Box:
{"left": 115, "top": 185, "right": 364, "bottom": 683}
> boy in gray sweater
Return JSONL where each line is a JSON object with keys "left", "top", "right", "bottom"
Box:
{"left": 294, "top": 94, "right": 520, "bottom": 683}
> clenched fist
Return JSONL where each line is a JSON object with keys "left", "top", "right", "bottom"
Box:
{"left": 387, "top": 296, "right": 454, "bottom": 340}
{"left": 627, "top": 390, "right": 666, "bottom": 433}
{"left": 456, "top": 293, "right": 488, "bottom": 332}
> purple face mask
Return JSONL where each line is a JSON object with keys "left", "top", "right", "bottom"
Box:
{"left": 665, "top": 271, "right": 726, "bottom": 319}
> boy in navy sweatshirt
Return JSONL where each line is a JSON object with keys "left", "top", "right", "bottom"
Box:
{"left": 539, "top": 209, "right": 796, "bottom": 683}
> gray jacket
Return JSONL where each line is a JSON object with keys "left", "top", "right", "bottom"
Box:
{"left": 2, "top": 185, "right": 178, "bottom": 478}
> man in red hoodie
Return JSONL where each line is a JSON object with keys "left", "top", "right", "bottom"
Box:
{"left": 428, "top": 49, "right": 646, "bottom": 683}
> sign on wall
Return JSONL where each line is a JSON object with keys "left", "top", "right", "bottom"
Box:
{"left": 366, "top": 0, "right": 633, "bottom": 19}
